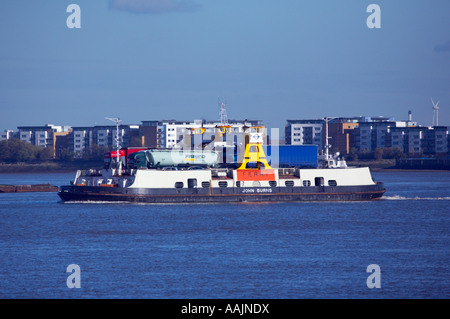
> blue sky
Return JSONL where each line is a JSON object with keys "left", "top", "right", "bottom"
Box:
{"left": 0, "top": 0, "right": 449, "bottom": 132}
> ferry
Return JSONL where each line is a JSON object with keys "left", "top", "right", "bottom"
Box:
{"left": 58, "top": 126, "right": 386, "bottom": 203}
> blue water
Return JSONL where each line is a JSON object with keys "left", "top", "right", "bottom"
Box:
{"left": 0, "top": 171, "right": 449, "bottom": 299}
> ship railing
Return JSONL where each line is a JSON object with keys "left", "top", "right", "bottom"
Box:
{"left": 78, "top": 169, "right": 103, "bottom": 177}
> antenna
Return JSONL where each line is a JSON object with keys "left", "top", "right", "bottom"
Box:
{"left": 218, "top": 98, "right": 228, "bottom": 124}
{"left": 106, "top": 117, "right": 122, "bottom": 173}
{"left": 431, "top": 98, "right": 440, "bottom": 126}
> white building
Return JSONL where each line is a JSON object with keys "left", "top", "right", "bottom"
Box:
{"left": 72, "top": 129, "right": 92, "bottom": 153}
{"left": 0, "top": 130, "right": 15, "bottom": 141}
{"left": 285, "top": 120, "right": 324, "bottom": 149}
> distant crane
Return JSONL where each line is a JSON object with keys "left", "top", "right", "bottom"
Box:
{"left": 431, "top": 98, "right": 440, "bottom": 126}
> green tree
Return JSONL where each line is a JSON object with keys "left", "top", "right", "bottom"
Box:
{"left": 349, "top": 147, "right": 358, "bottom": 161}
{"left": 0, "top": 139, "right": 42, "bottom": 163}
{"left": 56, "top": 148, "right": 75, "bottom": 161}
{"left": 81, "top": 144, "right": 109, "bottom": 161}
{"left": 38, "top": 146, "right": 54, "bottom": 161}
{"left": 392, "top": 147, "right": 405, "bottom": 159}
{"left": 373, "top": 148, "right": 383, "bottom": 160}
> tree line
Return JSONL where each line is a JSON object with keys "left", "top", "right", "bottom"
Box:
{"left": 346, "top": 147, "right": 406, "bottom": 161}
{"left": 0, "top": 139, "right": 109, "bottom": 163}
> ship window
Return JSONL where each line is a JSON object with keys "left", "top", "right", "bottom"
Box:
{"left": 236, "top": 181, "right": 241, "bottom": 187}
{"left": 328, "top": 180, "right": 337, "bottom": 187}
{"left": 201, "top": 181, "right": 210, "bottom": 188}
{"left": 269, "top": 181, "right": 277, "bottom": 187}
{"left": 285, "top": 180, "right": 294, "bottom": 187}
{"left": 314, "top": 177, "right": 324, "bottom": 187}
{"left": 303, "top": 180, "right": 311, "bottom": 187}
{"left": 175, "top": 182, "right": 184, "bottom": 188}
{"left": 218, "top": 181, "right": 228, "bottom": 188}
{"left": 188, "top": 179, "right": 197, "bottom": 188}
{"left": 252, "top": 181, "right": 261, "bottom": 187}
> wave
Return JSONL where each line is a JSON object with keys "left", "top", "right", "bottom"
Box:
{"left": 63, "top": 200, "right": 131, "bottom": 204}
{"left": 383, "top": 195, "right": 450, "bottom": 201}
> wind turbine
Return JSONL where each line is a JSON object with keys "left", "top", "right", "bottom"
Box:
{"left": 431, "top": 98, "right": 440, "bottom": 126}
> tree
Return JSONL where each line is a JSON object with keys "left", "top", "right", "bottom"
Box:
{"left": 349, "top": 147, "right": 358, "bottom": 161}
{"left": 374, "top": 148, "right": 383, "bottom": 160}
{"left": 392, "top": 147, "right": 405, "bottom": 159}
{"left": 56, "top": 148, "right": 75, "bottom": 161}
{"left": 38, "top": 146, "right": 54, "bottom": 161}
{"left": 0, "top": 139, "right": 42, "bottom": 163}
{"left": 81, "top": 144, "right": 109, "bottom": 161}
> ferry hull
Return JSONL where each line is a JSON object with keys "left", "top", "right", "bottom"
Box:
{"left": 58, "top": 183, "right": 385, "bottom": 203}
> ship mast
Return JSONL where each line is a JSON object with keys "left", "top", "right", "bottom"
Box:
{"left": 106, "top": 117, "right": 122, "bottom": 174}
{"left": 324, "top": 117, "right": 338, "bottom": 168}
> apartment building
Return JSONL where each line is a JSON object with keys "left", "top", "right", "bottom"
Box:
{"left": 0, "top": 130, "right": 16, "bottom": 141}
{"left": 326, "top": 118, "right": 360, "bottom": 154}
{"left": 141, "top": 119, "right": 263, "bottom": 150}
{"left": 285, "top": 120, "right": 324, "bottom": 149}
{"left": 16, "top": 125, "right": 71, "bottom": 148}
{"left": 70, "top": 124, "right": 140, "bottom": 155}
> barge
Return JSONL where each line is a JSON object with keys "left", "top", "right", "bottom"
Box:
{"left": 1, "top": 184, "right": 58, "bottom": 193}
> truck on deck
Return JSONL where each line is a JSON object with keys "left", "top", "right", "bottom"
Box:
{"left": 264, "top": 145, "right": 318, "bottom": 168}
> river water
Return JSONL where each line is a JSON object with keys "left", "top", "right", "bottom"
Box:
{"left": 0, "top": 170, "right": 448, "bottom": 299}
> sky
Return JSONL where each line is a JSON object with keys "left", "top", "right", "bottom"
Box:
{"left": 0, "top": 0, "right": 449, "bottom": 133}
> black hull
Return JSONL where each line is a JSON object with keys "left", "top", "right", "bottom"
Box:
{"left": 58, "top": 183, "right": 386, "bottom": 203}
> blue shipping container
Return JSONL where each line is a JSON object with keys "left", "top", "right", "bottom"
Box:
{"left": 264, "top": 145, "right": 318, "bottom": 168}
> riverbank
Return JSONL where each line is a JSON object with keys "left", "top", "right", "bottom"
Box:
{"left": 346, "top": 159, "right": 396, "bottom": 171}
